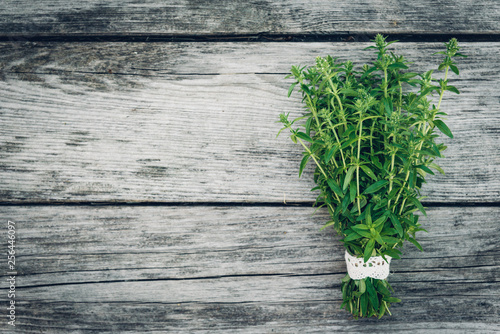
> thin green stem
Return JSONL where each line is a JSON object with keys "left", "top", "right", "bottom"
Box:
{"left": 383, "top": 69, "right": 388, "bottom": 98}
{"left": 398, "top": 197, "right": 407, "bottom": 215}
{"left": 384, "top": 301, "right": 392, "bottom": 316}
{"left": 392, "top": 168, "right": 410, "bottom": 212}
{"left": 356, "top": 116, "right": 363, "bottom": 215}
{"left": 357, "top": 121, "right": 363, "bottom": 161}
{"left": 326, "top": 119, "right": 346, "bottom": 168}
{"left": 324, "top": 76, "right": 348, "bottom": 131}
{"left": 387, "top": 153, "right": 396, "bottom": 208}
{"left": 398, "top": 81, "right": 402, "bottom": 114}
{"left": 297, "top": 137, "right": 328, "bottom": 180}
{"left": 383, "top": 68, "right": 388, "bottom": 133}
{"left": 370, "top": 122, "right": 375, "bottom": 154}
{"left": 437, "top": 66, "right": 449, "bottom": 111}
{"left": 356, "top": 166, "right": 361, "bottom": 214}
{"left": 331, "top": 90, "right": 347, "bottom": 131}
{"left": 306, "top": 94, "right": 324, "bottom": 136}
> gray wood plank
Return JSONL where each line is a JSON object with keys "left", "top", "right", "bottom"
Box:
{"left": 1, "top": 1, "right": 500, "bottom": 36}
{"left": 0, "top": 205, "right": 498, "bottom": 333}
{"left": 0, "top": 42, "right": 499, "bottom": 203}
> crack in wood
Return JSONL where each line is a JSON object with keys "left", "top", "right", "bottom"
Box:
{"left": 15, "top": 272, "right": 340, "bottom": 290}
{"left": 14, "top": 272, "right": 498, "bottom": 291}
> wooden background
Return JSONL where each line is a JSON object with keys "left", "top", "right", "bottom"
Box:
{"left": 1, "top": 1, "right": 499, "bottom": 333}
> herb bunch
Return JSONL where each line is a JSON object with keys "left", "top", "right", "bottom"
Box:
{"left": 278, "top": 35, "right": 465, "bottom": 318}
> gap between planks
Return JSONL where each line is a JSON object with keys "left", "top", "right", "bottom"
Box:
{"left": 2, "top": 201, "right": 500, "bottom": 207}
{"left": 2, "top": 32, "right": 500, "bottom": 43}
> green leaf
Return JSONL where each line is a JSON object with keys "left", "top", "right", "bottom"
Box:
{"left": 381, "top": 236, "right": 400, "bottom": 245}
{"left": 416, "top": 164, "right": 435, "bottom": 175}
{"left": 356, "top": 209, "right": 366, "bottom": 222}
{"left": 408, "top": 169, "right": 415, "bottom": 189}
{"left": 388, "top": 62, "right": 408, "bottom": 70}
{"left": 374, "top": 233, "right": 386, "bottom": 247}
{"left": 305, "top": 117, "right": 312, "bottom": 136}
{"left": 299, "top": 155, "right": 310, "bottom": 178}
{"left": 324, "top": 146, "right": 338, "bottom": 164}
{"left": 363, "top": 180, "right": 388, "bottom": 194}
{"left": 341, "top": 282, "right": 348, "bottom": 301}
{"left": 360, "top": 165, "right": 377, "bottom": 181}
{"left": 295, "top": 131, "right": 314, "bottom": 143}
{"left": 319, "top": 220, "right": 336, "bottom": 231}
{"left": 450, "top": 65, "right": 459, "bottom": 75}
{"left": 389, "top": 213, "right": 403, "bottom": 237}
{"left": 363, "top": 239, "right": 375, "bottom": 263}
{"left": 383, "top": 98, "right": 393, "bottom": 116}
{"left": 360, "top": 293, "right": 368, "bottom": 317}
{"left": 352, "top": 224, "right": 370, "bottom": 231}
{"left": 344, "top": 232, "right": 363, "bottom": 242}
{"left": 355, "top": 229, "right": 373, "bottom": 238}
{"left": 365, "top": 204, "right": 372, "bottom": 226}
{"left": 349, "top": 180, "right": 357, "bottom": 203}
{"left": 402, "top": 72, "right": 418, "bottom": 80}
{"left": 358, "top": 279, "right": 366, "bottom": 294}
{"left": 340, "top": 88, "right": 359, "bottom": 96}
{"left": 341, "top": 273, "right": 351, "bottom": 283}
{"left": 383, "top": 297, "right": 401, "bottom": 303}
{"left": 446, "top": 85, "right": 460, "bottom": 94}
{"left": 416, "top": 149, "right": 439, "bottom": 157}
{"left": 433, "top": 120, "right": 454, "bottom": 138}
{"left": 408, "top": 197, "right": 427, "bottom": 216}
{"left": 327, "top": 179, "right": 343, "bottom": 197}
{"left": 373, "top": 218, "right": 386, "bottom": 232}
{"left": 408, "top": 237, "right": 424, "bottom": 251}
{"left": 361, "top": 66, "right": 378, "bottom": 79}
{"left": 372, "top": 155, "right": 382, "bottom": 169}
{"left": 300, "top": 83, "right": 311, "bottom": 95}
{"left": 349, "top": 244, "right": 363, "bottom": 256}
{"left": 343, "top": 166, "right": 356, "bottom": 191}
{"left": 287, "top": 82, "right": 298, "bottom": 97}
{"left": 376, "top": 281, "right": 391, "bottom": 297}
{"left": 340, "top": 137, "right": 358, "bottom": 150}
{"left": 429, "top": 162, "right": 445, "bottom": 175}
{"left": 431, "top": 142, "right": 443, "bottom": 157}
{"left": 365, "top": 278, "right": 380, "bottom": 311}
{"left": 374, "top": 199, "right": 388, "bottom": 211}
{"left": 402, "top": 216, "right": 417, "bottom": 227}
{"left": 378, "top": 303, "right": 387, "bottom": 319}
{"left": 381, "top": 228, "right": 398, "bottom": 236}
{"left": 384, "top": 249, "right": 401, "bottom": 259}
{"left": 342, "top": 191, "right": 351, "bottom": 212}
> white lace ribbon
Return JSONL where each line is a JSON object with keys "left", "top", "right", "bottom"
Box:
{"left": 345, "top": 251, "right": 392, "bottom": 280}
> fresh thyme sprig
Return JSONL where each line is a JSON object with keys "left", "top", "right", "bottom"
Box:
{"left": 278, "top": 35, "right": 465, "bottom": 318}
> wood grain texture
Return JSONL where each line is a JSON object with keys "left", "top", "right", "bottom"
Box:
{"left": 1, "top": 1, "right": 500, "bottom": 36}
{"left": 1, "top": 1, "right": 497, "bottom": 333}
{"left": 0, "top": 42, "right": 499, "bottom": 203}
{"left": 0, "top": 205, "right": 498, "bottom": 333}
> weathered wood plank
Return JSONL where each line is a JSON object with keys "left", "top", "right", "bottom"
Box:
{"left": 0, "top": 205, "right": 498, "bottom": 332}
{"left": 0, "top": 42, "right": 499, "bottom": 203}
{"left": 1, "top": 1, "right": 500, "bottom": 36}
